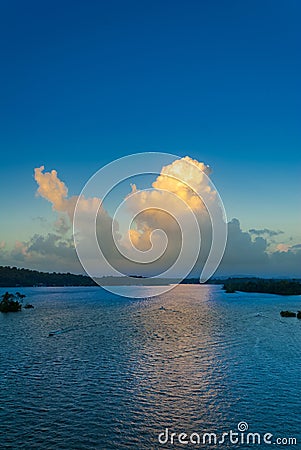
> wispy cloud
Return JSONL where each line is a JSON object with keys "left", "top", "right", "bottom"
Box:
{"left": 249, "top": 228, "right": 284, "bottom": 237}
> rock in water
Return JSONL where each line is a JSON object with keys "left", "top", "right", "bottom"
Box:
{"left": 280, "top": 311, "right": 296, "bottom": 318}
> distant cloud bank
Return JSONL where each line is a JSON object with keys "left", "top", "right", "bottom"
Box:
{"left": 1, "top": 159, "right": 300, "bottom": 278}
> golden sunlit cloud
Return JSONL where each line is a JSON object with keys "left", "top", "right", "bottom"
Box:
{"left": 34, "top": 157, "right": 218, "bottom": 278}
{"left": 125, "top": 156, "right": 215, "bottom": 251}
{"left": 28, "top": 158, "right": 301, "bottom": 279}
{"left": 34, "top": 166, "right": 69, "bottom": 212}
{"left": 152, "top": 156, "right": 215, "bottom": 211}
{"left": 34, "top": 165, "right": 102, "bottom": 222}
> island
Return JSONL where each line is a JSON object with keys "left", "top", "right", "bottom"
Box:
{"left": 0, "top": 292, "right": 25, "bottom": 312}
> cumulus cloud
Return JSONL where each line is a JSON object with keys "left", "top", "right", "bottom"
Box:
{"left": 34, "top": 165, "right": 102, "bottom": 222}
{"left": 114, "top": 156, "right": 218, "bottom": 277}
{"left": 31, "top": 158, "right": 218, "bottom": 278}
{"left": 0, "top": 232, "right": 82, "bottom": 273}
{"left": 34, "top": 166, "right": 70, "bottom": 212}
{"left": 216, "top": 219, "right": 301, "bottom": 278}
{"left": 33, "top": 166, "right": 124, "bottom": 275}
{"left": 218, "top": 219, "right": 269, "bottom": 275}
{"left": 152, "top": 156, "right": 214, "bottom": 211}
{"left": 125, "top": 157, "right": 214, "bottom": 254}
{"left": 30, "top": 161, "right": 301, "bottom": 278}
{"left": 2, "top": 159, "right": 300, "bottom": 278}
{"left": 2, "top": 218, "right": 300, "bottom": 277}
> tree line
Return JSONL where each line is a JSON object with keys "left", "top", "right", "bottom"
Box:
{"left": 0, "top": 266, "right": 97, "bottom": 287}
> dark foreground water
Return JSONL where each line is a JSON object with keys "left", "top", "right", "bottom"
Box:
{"left": 0, "top": 285, "right": 300, "bottom": 449}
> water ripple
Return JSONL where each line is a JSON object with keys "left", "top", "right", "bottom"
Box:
{"left": 0, "top": 285, "right": 300, "bottom": 449}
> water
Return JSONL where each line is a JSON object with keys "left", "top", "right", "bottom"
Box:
{"left": 0, "top": 285, "right": 300, "bottom": 449}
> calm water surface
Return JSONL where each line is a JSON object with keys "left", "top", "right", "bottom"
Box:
{"left": 0, "top": 285, "right": 300, "bottom": 449}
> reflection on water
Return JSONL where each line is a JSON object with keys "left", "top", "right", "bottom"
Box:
{"left": 0, "top": 285, "right": 300, "bottom": 449}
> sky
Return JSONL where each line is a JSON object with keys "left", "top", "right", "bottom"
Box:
{"left": 0, "top": 0, "right": 300, "bottom": 277}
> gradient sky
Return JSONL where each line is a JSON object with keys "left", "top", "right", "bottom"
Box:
{"left": 0, "top": 0, "right": 300, "bottom": 272}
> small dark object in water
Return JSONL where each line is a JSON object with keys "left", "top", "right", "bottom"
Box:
{"left": 24, "top": 304, "right": 34, "bottom": 309}
{"left": 297, "top": 311, "right": 301, "bottom": 319}
{"left": 280, "top": 310, "right": 296, "bottom": 318}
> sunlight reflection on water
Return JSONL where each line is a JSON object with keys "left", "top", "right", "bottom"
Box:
{"left": 0, "top": 285, "right": 300, "bottom": 449}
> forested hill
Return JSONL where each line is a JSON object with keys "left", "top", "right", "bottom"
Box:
{"left": 0, "top": 266, "right": 97, "bottom": 287}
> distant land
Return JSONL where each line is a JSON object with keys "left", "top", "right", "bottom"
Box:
{"left": 0, "top": 266, "right": 300, "bottom": 295}
{"left": 0, "top": 266, "right": 97, "bottom": 287}
{"left": 0, "top": 266, "right": 176, "bottom": 287}
{"left": 222, "top": 278, "right": 301, "bottom": 296}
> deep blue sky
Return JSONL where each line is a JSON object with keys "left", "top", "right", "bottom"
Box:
{"left": 0, "top": 0, "right": 300, "bottom": 246}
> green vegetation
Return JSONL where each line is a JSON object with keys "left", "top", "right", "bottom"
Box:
{"left": 222, "top": 278, "right": 301, "bottom": 296}
{"left": 0, "top": 291, "right": 25, "bottom": 312}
